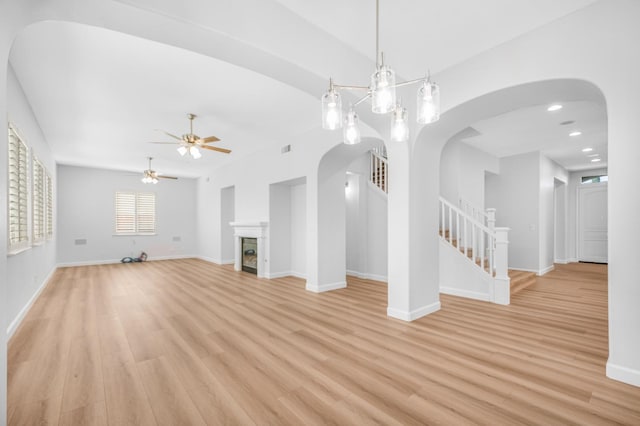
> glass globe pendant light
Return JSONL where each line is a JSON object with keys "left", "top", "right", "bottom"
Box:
{"left": 343, "top": 107, "right": 361, "bottom": 145}
{"left": 417, "top": 77, "right": 440, "bottom": 124}
{"left": 390, "top": 101, "right": 409, "bottom": 142}
{"left": 321, "top": 79, "right": 343, "bottom": 130}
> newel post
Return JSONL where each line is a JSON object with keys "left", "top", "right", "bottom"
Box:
{"left": 486, "top": 208, "right": 496, "bottom": 231}
{"left": 494, "top": 227, "right": 510, "bottom": 305}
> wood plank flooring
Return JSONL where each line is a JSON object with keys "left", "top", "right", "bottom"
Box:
{"left": 8, "top": 260, "right": 640, "bottom": 425}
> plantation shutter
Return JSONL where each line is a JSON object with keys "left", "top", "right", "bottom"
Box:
{"left": 8, "top": 125, "right": 29, "bottom": 249}
{"left": 46, "top": 173, "right": 53, "bottom": 238}
{"left": 33, "top": 157, "right": 45, "bottom": 243}
{"left": 115, "top": 191, "right": 136, "bottom": 233}
{"left": 115, "top": 191, "right": 155, "bottom": 234}
{"left": 136, "top": 192, "right": 156, "bottom": 234}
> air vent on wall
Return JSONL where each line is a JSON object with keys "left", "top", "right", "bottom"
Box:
{"left": 281, "top": 144, "right": 291, "bottom": 154}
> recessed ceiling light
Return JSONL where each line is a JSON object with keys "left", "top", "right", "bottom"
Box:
{"left": 591, "top": 158, "right": 601, "bottom": 162}
{"left": 547, "top": 104, "right": 563, "bottom": 112}
{"left": 569, "top": 131, "right": 582, "bottom": 137}
{"left": 582, "top": 147, "right": 593, "bottom": 152}
{"left": 587, "top": 154, "right": 599, "bottom": 157}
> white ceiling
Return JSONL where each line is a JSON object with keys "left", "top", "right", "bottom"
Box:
{"left": 8, "top": 0, "right": 603, "bottom": 178}
{"left": 460, "top": 101, "right": 608, "bottom": 171}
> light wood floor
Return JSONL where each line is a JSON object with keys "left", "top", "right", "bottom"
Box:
{"left": 8, "top": 260, "right": 640, "bottom": 425}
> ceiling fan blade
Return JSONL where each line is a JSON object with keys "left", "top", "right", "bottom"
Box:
{"left": 162, "top": 131, "right": 183, "bottom": 141}
{"left": 201, "top": 145, "right": 231, "bottom": 154}
{"left": 200, "top": 135, "right": 221, "bottom": 143}
{"left": 149, "top": 141, "right": 179, "bottom": 144}
{"left": 158, "top": 175, "right": 178, "bottom": 180}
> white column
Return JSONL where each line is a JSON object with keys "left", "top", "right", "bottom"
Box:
{"left": 306, "top": 171, "right": 347, "bottom": 292}
{"left": 494, "top": 227, "right": 510, "bottom": 305}
{"left": 387, "top": 140, "right": 441, "bottom": 321}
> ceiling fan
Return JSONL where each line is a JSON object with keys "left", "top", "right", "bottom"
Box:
{"left": 141, "top": 157, "right": 177, "bottom": 184}
{"left": 151, "top": 113, "right": 231, "bottom": 159}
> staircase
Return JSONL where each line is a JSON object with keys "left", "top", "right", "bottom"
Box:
{"left": 367, "top": 151, "right": 514, "bottom": 304}
{"left": 438, "top": 196, "right": 510, "bottom": 305}
{"left": 370, "top": 148, "right": 387, "bottom": 193}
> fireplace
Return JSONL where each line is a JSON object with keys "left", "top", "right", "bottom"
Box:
{"left": 229, "top": 221, "right": 268, "bottom": 278}
{"left": 241, "top": 237, "right": 258, "bottom": 274}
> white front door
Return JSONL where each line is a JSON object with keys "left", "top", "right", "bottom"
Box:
{"left": 578, "top": 182, "right": 608, "bottom": 263}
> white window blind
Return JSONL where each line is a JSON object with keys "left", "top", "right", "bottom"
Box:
{"left": 115, "top": 191, "right": 155, "bottom": 234}
{"left": 46, "top": 173, "right": 53, "bottom": 239}
{"left": 8, "top": 125, "right": 29, "bottom": 251}
{"left": 33, "top": 156, "right": 45, "bottom": 243}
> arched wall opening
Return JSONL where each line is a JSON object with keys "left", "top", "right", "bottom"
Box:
{"left": 306, "top": 137, "right": 386, "bottom": 292}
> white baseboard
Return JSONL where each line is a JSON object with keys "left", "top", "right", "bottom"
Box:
{"left": 607, "top": 361, "right": 640, "bottom": 387}
{"left": 346, "top": 270, "right": 388, "bottom": 283}
{"left": 147, "top": 254, "right": 196, "bottom": 262}
{"left": 289, "top": 271, "right": 306, "bottom": 279}
{"left": 58, "top": 255, "right": 197, "bottom": 268}
{"left": 196, "top": 255, "right": 219, "bottom": 264}
{"left": 439, "top": 286, "right": 491, "bottom": 302}
{"left": 567, "top": 257, "right": 579, "bottom": 263}
{"left": 221, "top": 258, "right": 235, "bottom": 265}
{"left": 266, "top": 271, "right": 306, "bottom": 279}
{"left": 57, "top": 259, "right": 122, "bottom": 267}
{"left": 508, "top": 267, "right": 538, "bottom": 274}
{"left": 554, "top": 259, "right": 569, "bottom": 264}
{"left": 387, "top": 301, "right": 441, "bottom": 322}
{"left": 305, "top": 281, "right": 346, "bottom": 293}
{"left": 7, "top": 266, "right": 57, "bottom": 339}
{"left": 538, "top": 265, "right": 555, "bottom": 276}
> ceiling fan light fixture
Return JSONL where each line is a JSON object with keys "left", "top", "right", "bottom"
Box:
{"left": 177, "top": 146, "right": 187, "bottom": 156}
{"left": 190, "top": 146, "right": 202, "bottom": 159}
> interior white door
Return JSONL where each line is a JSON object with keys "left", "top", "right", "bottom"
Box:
{"left": 578, "top": 183, "right": 608, "bottom": 263}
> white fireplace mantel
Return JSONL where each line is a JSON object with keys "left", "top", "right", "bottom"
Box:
{"left": 229, "top": 221, "right": 268, "bottom": 278}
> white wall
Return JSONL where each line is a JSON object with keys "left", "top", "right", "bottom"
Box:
{"left": 346, "top": 154, "right": 388, "bottom": 282}
{"left": 220, "top": 186, "right": 235, "bottom": 263}
{"left": 6, "top": 64, "right": 57, "bottom": 338}
{"left": 554, "top": 179, "right": 567, "bottom": 263}
{"left": 567, "top": 167, "right": 608, "bottom": 262}
{"left": 268, "top": 183, "right": 291, "bottom": 277}
{"left": 268, "top": 178, "right": 307, "bottom": 279}
{"left": 485, "top": 152, "right": 540, "bottom": 272}
{"left": 440, "top": 139, "right": 499, "bottom": 209}
{"left": 57, "top": 165, "right": 197, "bottom": 265}
{"left": 539, "top": 156, "right": 568, "bottom": 274}
{"left": 290, "top": 183, "right": 306, "bottom": 277}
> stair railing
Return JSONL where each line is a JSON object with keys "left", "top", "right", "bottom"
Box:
{"left": 440, "top": 196, "right": 501, "bottom": 277}
{"left": 459, "top": 198, "right": 493, "bottom": 228}
{"left": 370, "top": 150, "right": 388, "bottom": 194}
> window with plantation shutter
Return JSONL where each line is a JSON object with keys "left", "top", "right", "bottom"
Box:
{"left": 115, "top": 191, "right": 155, "bottom": 235}
{"left": 33, "top": 156, "right": 45, "bottom": 244}
{"left": 8, "top": 124, "right": 29, "bottom": 252}
{"left": 46, "top": 173, "right": 53, "bottom": 239}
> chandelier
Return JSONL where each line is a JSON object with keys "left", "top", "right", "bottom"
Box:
{"left": 321, "top": 0, "right": 440, "bottom": 144}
